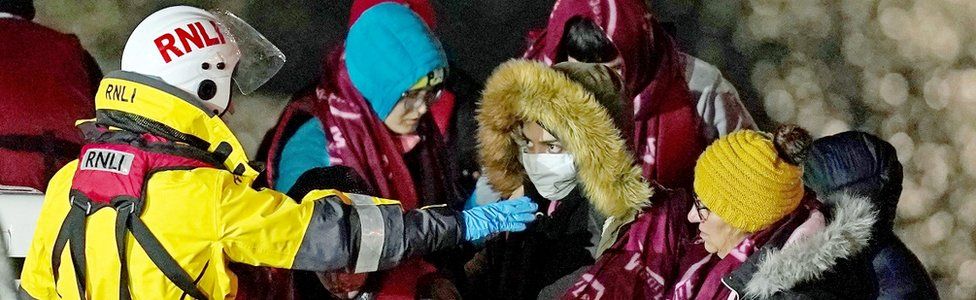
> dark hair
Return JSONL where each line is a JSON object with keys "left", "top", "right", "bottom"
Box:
{"left": 0, "top": 0, "right": 35, "bottom": 19}
{"left": 560, "top": 17, "right": 618, "bottom": 63}
{"left": 773, "top": 124, "right": 813, "bottom": 166}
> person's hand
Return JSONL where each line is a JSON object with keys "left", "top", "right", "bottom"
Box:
{"left": 461, "top": 196, "right": 538, "bottom": 241}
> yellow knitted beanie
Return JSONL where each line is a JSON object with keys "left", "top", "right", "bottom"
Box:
{"left": 693, "top": 127, "right": 810, "bottom": 232}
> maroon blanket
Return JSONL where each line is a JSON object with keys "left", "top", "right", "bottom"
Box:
{"left": 522, "top": 0, "right": 704, "bottom": 189}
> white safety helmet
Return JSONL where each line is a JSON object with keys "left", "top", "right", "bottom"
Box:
{"left": 121, "top": 6, "right": 285, "bottom": 115}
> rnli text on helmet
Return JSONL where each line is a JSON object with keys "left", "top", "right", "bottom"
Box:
{"left": 154, "top": 21, "right": 227, "bottom": 63}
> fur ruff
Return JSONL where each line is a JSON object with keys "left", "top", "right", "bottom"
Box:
{"left": 743, "top": 192, "right": 877, "bottom": 298}
{"left": 476, "top": 59, "right": 651, "bottom": 218}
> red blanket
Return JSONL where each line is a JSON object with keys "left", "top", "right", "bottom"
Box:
{"left": 522, "top": 0, "right": 704, "bottom": 189}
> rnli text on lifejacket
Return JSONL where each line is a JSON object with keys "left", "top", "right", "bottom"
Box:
{"left": 105, "top": 84, "right": 136, "bottom": 103}
{"left": 80, "top": 149, "right": 135, "bottom": 175}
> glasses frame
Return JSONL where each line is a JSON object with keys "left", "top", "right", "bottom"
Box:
{"left": 399, "top": 84, "right": 444, "bottom": 111}
{"left": 693, "top": 193, "right": 710, "bottom": 222}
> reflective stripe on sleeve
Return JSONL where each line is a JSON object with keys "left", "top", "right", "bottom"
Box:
{"left": 348, "top": 193, "right": 386, "bottom": 273}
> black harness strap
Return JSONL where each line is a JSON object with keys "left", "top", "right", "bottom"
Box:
{"left": 129, "top": 215, "right": 208, "bottom": 299}
{"left": 53, "top": 193, "right": 210, "bottom": 300}
{"left": 181, "top": 261, "right": 210, "bottom": 300}
{"left": 51, "top": 193, "right": 97, "bottom": 298}
{"left": 50, "top": 211, "right": 71, "bottom": 282}
{"left": 50, "top": 208, "right": 74, "bottom": 298}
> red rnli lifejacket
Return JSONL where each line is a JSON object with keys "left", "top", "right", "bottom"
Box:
{"left": 53, "top": 128, "right": 224, "bottom": 300}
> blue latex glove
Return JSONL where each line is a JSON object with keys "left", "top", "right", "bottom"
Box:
{"left": 461, "top": 196, "right": 538, "bottom": 241}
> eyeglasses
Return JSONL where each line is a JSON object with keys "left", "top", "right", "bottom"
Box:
{"left": 399, "top": 85, "right": 444, "bottom": 111}
{"left": 693, "top": 192, "right": 710, "bottom": 222}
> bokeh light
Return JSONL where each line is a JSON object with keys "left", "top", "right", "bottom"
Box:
{"left": 737, "top": 0, "right": 976, "bottom": 297}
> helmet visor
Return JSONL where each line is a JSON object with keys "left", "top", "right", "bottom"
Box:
{"left": 210, "top": 9, "right": 286, "bottom": 95}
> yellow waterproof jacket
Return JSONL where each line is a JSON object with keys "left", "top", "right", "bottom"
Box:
{"left": 20, "top": 71, "right": 465, "bottom": 299}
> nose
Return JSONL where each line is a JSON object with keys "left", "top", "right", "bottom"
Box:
{"left": 687, "top": 205, "right": 702, "bottom": 224}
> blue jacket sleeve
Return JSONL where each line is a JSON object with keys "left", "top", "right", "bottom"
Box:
{"left": 275, "top": 118, "right": 331, "bottom": 193}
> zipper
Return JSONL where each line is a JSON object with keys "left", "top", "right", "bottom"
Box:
{"left": 130, "top": 114, "right": 199, "bottom": 147}
{"left": 102, "top": 110, "right": 211, "bottom": 151}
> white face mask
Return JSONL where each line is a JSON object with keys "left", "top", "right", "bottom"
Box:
{"left": 521, "top": 152, "right": 578, "bottom": 201}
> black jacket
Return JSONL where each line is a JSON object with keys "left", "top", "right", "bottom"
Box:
{"left": 803, "top": 131, "right": 938, "bottom": 299}
{"left": 869, "top": 232, "right": 939, "bottom": 299}
{"left": 470, "top": 187, "right": 602, "bottom": 300}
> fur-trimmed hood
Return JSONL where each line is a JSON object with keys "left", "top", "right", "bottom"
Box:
{"left": 725, "top": 192, "right": 878, "bottom": 299}
{"left": 477, "top": 59, "right": 650, "bottom": 218}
